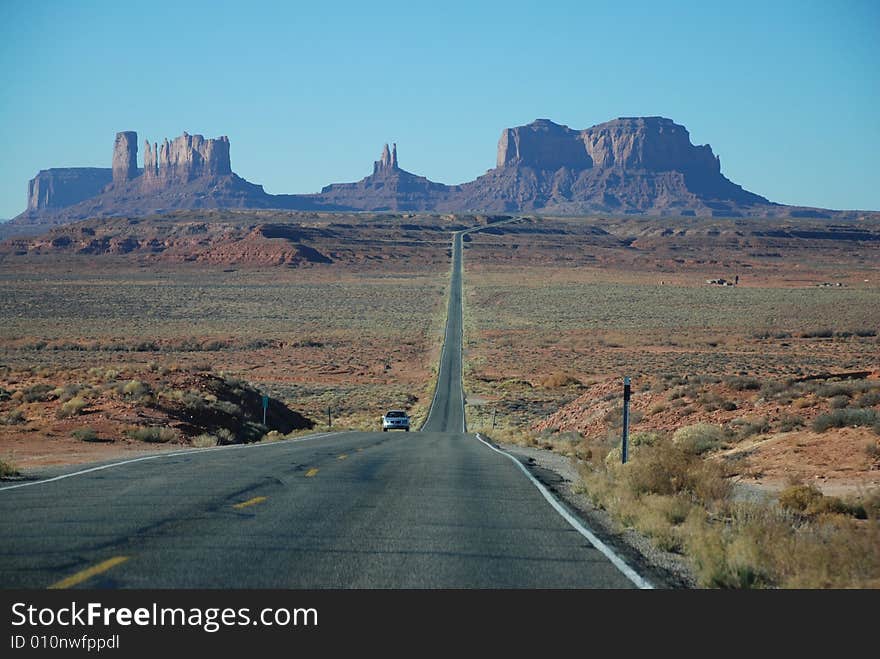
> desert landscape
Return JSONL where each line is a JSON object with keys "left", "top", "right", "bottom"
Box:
{"left": 1, "top": 113, "right": 878, "bottom": 589}
{"left": 461, "top": 216, "right": 880, "bottom": 586}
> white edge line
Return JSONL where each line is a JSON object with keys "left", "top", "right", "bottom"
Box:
{"left": 0, "top": 431, "right": 345, "bottom": 493}
{"left": 475, "top": 433, "right": 654, "bottom": 590}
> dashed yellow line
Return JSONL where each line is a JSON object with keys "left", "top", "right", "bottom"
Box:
{"left": 233, "top": 496, "right": 268, "bottom": 509}
{"left": 356, "top": 448, "right": 364, "bottom": 452}
{"left": 337, "top": 454, "right": 348, "bottom": 460}
{"left": 49, "top": 556, "right": 129, "bottom": 590}
{"left": 305, "top": 468, "right": 319, "bottom": 478}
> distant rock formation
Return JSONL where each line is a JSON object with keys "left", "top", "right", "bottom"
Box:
{"left": 27, "top": 168, "right": 113, "bottom": 211}
{"left": 14, "top": 116, "right": 862, "bottom": 227}
{"left": 320, "top": 143, "right": 453, "bottom": 211}
{"left": 142, "top": 132, "right": 231, "bottom": 188}
{"left": 112, "top": 131, "right": 138, "bottom": 184}
{"left": 461, "top": 117, "right": 771, "bottom": 215}
{"left": 373, "top": 143, "right": 399, "bottom": 175}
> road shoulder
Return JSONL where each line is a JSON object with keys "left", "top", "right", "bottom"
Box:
{"left": 493, "top": 440, "right": 697, "bottom": 589}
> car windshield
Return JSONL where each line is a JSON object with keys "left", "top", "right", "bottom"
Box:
{"left": 385, "top": 411, "right": 406, "bottom": 418}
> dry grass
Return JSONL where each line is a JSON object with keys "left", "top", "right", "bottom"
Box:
{"left": 0, "top": 456, "right": 18, "bottom": 478}
{"left": 576, "top": 440, "right": 880, "bottom": 588}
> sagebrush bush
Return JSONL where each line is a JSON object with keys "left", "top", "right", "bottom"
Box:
{"left": 776, "top": 414, "right": 805, "bottom": 432}
{"left": 812, "top": 408, "right": 879, "bottom": 433}
{"left": 672, "top": 423, "right": 727, "bottom": 454}
{"left": 1, "top": 409, "right": 26, "bottom": 425}
{"left": 777, "top": 484, "right": 866, "bottom": 519}
{"left": 122, "top": 380, "right": 148, "bottom": 397}
{"left": 126, "top": 426, "right": 176, "bottom": 443}
{"left": 539, "top": 372, "right": 582, "bottom": 388}
{"left": 0, "top": 458, "right": 19, "bottom": 478}
{"left": 71, "top": 428, "right": 98, "bottom": 442}
{"left": 215, "top": 428, "right": 236, "bottom": 444}
{"left": 725, "top": 376, "right": 760, "bottom": 391}
{"left": 23, "top": 384, "right": 54, "bottom": 402}
{"left": 57, "top": 396, "right": 87, "bottom": 418}
{"left": 191, "top": 433, "right": 217, "bottom": 448}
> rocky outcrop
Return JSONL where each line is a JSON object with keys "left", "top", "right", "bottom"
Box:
{"left": 143, "top": 140, "right": 158, "bottom": 181}
{"left": 159, "top": 132, "right": 231, "bottom": 181}
{"left": 373, "top": 143, "right": 399, "bottom": 175}
{"left": 320, "top": 144, "right": 453, "bottom": 211}
{"left": 142, "top": 132, "right": 231, "bottom": 187}
{"left": 112, "top": 131, "right": 138, "bottom": 183}
{"left": 497, "top": 119, "right": 591, "bottom": 170}
{"left": 15, "top": 116, "right": 860, "bottom": 226}
{"left": 26, "top": 168, "right": 113, "bottom": 211}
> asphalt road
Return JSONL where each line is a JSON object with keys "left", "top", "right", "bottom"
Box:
{"left": 0, "top": 231, "right": 642, "bottom": 588}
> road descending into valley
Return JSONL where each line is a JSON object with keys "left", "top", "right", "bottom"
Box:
{"left": 0, "top": 230, "right": 647, "bottom": 589}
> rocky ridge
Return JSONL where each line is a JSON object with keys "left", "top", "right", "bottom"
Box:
{"left": 11, "top": 117, "right": 866, "bottom": 227}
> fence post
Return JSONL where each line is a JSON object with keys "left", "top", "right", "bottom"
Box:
{"left": 622, "top": 377, "right": 631, "bottom": 464}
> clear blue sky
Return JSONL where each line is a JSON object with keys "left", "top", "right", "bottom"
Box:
{"left": 1, "top": 0, "right": 878, "bottom": 217}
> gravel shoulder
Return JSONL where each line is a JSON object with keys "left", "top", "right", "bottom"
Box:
{"left": 492, "top": 439, "right": 698, "bottom": 589}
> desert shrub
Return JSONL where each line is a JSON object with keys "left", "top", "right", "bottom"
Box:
{"left": 776, "top": 414, "right": 805, "bottom": 432}
{"left": 760, "top": 381, "right": 787, "bottom": 399}
{"left": 812, "top": 408, "right": 879, "bottom": 433}
{"left": 191, "top": 434, "right": 218, "bottom": 448}
{"left": 213, "top": 400, "right": 242, "bottom": 417}
{"left": 622, "top": 443, "right": 729, "bottom": 503}
{"left": 215, "top": 428, "right": 236, "bottom": 445}
{"left": 23, "top": 384, "right": 55, "bottom": 402}
{"left": 800, "top": 329, "right": 834, "bottom": 339}
{"left": 817, "top": 383, "right": 853, "bottom": 399}
{"left": 122, "top": 380, "right": 149, "bottom": 397}
{"left": 51, "top": 384, "right": 84, "bottom": 403}
{"left": 725, "top": 376, "right": 760, "bottom": 391}
{"left": 729, "top": 417, "right": 770, "bottom": 440}
{"left": 829, "top": 395, "right": 849, "bottom": 409}
{"left": 1, "top": 409, "right": 26, "bottom": 425}
{"left": 630, "top": 430, "right": 665, "bottom": 446}
{"left": 647, "top": 402, "right": 667, "bottom": 415}
{"left": 182, "top": 391, "right": 206, "bottom": 411}
{"left": 71, "top": 428, "right": 99, "bottom": 442}
{"left": 672, "top": 423, "right": 727, "bottom": 454}
{"left": 539, "top": 372, "right": 582, "bottom": 388}
{"left": 261, "top": 430, "right": 285, "bottom": 442}
{"left": 778, "top": 484, "right": 865, "bottom": 519}
{"left": 0, "top": 458, "right": 19, "bottom": 478}
{"left": 854, "top": 329, "right": 877, "bottom": 337}
{"left": 57, "top": 396, "right": 87, "bottom": 418}
{"left": 858, "top": 391, "right": 880, "bottom": 407}
{"left": 0, "top": 387, "right": 11, "bottom": 402}
{"left": 126, "top": 426, "right": 176, "bottom": 443}
{"left": 720, "top": 400, "right": 738, "bottom": 411}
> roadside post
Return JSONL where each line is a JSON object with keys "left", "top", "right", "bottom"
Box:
{"left": 492, "top": 408, "right": 497, "bottom": 430}
{"left": 622, "top": 377, "right": 631, "bottom": 464}
{"left": 328, "top": 406, "right": 332, "bottom": 429}
{"left": 261, "top": 394, "right": 269, "bottom": 427}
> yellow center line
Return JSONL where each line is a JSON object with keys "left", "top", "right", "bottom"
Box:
{"left": 356, "top": 448, "right": 364, "bottom": 452}
{"left": 305, "top": 467, "right": 319, "bottom": 478}
{"left": 337, "top": 454, "right": 348, "bottom": 460}
{"left": 232, "top": 496, "right": 268, "bottom": 509}
{"left": 49, "top": 556, "right": 129, "bottom": 590}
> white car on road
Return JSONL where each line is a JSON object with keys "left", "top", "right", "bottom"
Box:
{"left": 382, "top": 410, "right": 410, "bottom": 432}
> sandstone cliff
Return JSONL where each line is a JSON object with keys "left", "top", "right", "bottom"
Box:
{"left": 15, "top": 117, "right": 850, "bottom": 226}
{"left": 112, "top": 131, "right": 138, "bottom": 184}
{"left": 26, "top": 168, "right": 113, "bottom": 211}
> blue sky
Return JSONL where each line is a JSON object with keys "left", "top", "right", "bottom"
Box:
{"left": 1, "top": 0, "right": 878, "bottom": 217}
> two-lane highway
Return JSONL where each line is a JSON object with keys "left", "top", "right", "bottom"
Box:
{"left": 0, "top": 231, "right": 645, "bottom": 588}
